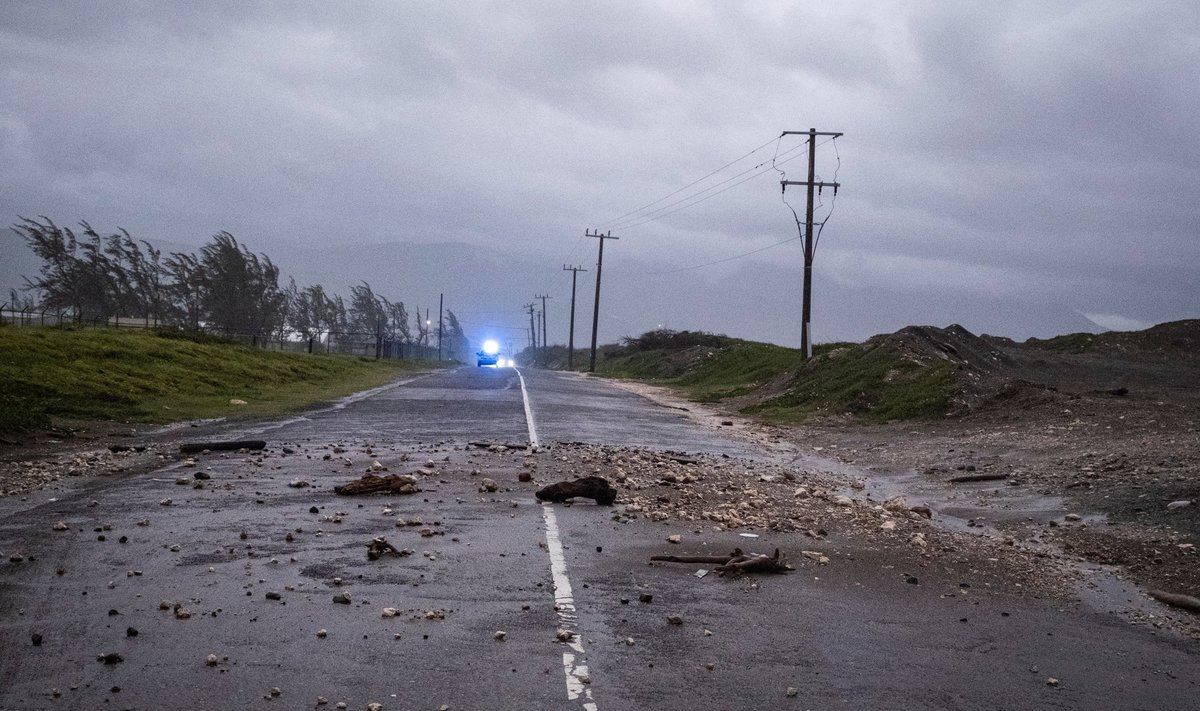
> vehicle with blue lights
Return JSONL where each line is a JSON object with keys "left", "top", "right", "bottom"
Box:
{"left": 477, "top": 339, "right": 502, "bottom": 367}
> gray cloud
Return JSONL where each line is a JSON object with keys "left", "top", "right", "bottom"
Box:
{"left": 2, "top": 1, "right": 1197, "bottom": 345}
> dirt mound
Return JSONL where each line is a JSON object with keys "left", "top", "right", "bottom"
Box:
{"left": 1090, "top": 319, "right": 1200, "bottom": 360}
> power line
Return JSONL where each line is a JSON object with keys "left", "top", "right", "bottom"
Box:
{"left": 597, "top": 135, "right": 783, "bottom": 227}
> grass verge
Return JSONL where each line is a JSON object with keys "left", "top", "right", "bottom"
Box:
{"left": 0, "top": 327, "right": 440, "bottom": 433}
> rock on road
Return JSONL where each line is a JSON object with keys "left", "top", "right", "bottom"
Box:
{"left": 0, "top": 366, "right": 1197, "bottom": 710}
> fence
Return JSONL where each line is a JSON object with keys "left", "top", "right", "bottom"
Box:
{"left": 0, "top": 304, "right": 453, "bottom": 362}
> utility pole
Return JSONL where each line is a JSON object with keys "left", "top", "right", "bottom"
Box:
{"left": 437, "top": 293, "right": 443, "bottom": 361}
{"left": 562, "top": 265, "right": 588, "bottom": 369}
{"left": 525, "top": 303, "right": 537, "bottom": 351}
{"left": 586, "top": 229, "right": 618, "bottom": 372}
{"left": 781, "top": 127, "right": 843, "bottom": 359}
{"left": 534, "top": 294, "right": 551, "bottom": 361}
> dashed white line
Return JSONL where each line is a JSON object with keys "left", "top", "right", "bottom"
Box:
{"left": 515, "top": 368, "right": 598, "bottom": 710}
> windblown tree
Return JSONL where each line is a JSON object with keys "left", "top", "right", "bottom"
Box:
{"left": 196, "top": 231, "right": 285, "bottom": 336}
{"left": 443, "top": 310, "right": 470, "bottom": 360}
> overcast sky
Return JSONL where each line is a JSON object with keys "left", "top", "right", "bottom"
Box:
{"left": 2, "top": 1, "right": 1198, "bottom": 345}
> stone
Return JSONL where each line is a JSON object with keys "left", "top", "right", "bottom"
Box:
{"left": 52, "top": 521, "right": 68, "bottom": 531}
{"left": 269, "top": 686, "right": 281, "bottom": 697}
{"left": 265, "top": 591, "right": 282, "bottom": 601}
{"left": 1046, "top": 677, "right": 1059, "bottom": 687}
{"left": 494, "top": 630, "right": 506, "bottom": 641}
{"left": 317, "top": 629, "right": 328, "bottom": 638}
{"left": 883, "top": 496, "right": 908, "bottom": 513}
{"left": 910, "top": 532, "right": 928, "bottom": 548}
{"left": 333, "top": 592, "right": 352, "bottom": 604}
{"left": 288, "top": 479, "right": 311, "bottom": 488}
{"left": 802, "top": 550, "right": 830, "bottom": 565}
{"left": 97, "top": 652, "right": 124, "bottom": 664}
{"left": 1064, "top": 513, "right": 1082, "bottom": 522}
{"left": 230, "top": 399, "right": 247, "bottom": 406}
{"left": 518, "top": 472, "right": 532, "bottom": 482}
{"left": 667, "top": 534, "right": 682, "bottom": 544}
{"left": 368, "top": 703, "right": 383, "bottom": 711}
{"left": 205, "top": 653, "right": 218, "bottom": 666}
{"left": 639, "top": 593, "right": 653, "bottom": 604}
{"left": 880, "top": 520, "right": 897, "bottom": 531}
{"left": 793, "top": 487, "right": 810, "bottom": 498}
{"left": 381, "top": 607, "right": 398, "bottom": 618}
{"left": 479, "top": 478, "right": 498, "bottom": 493}
{"left": 624, "top": 637, "right": 635, "bottom": 646}
{"left": 831, "top": 495, "right": 854, "bottom": 507}
{"left": 556, "top": 628, "right": 574, "bottom": 642}
{"left": 909, "top": 505, "right": 933, "bottom": 519}
{"left": 786, "top": 687, "right": 798, "bottom": 697}
{"left": 1167, "top": 500, "right": 1193, "bottom": 510}
{"left": 194, "top": 471, "right": 211, "bottom": 480}
{"left": 667, "top": 615, "right": 683, "bottom": 625}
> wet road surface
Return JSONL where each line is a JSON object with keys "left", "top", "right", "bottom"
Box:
{"left": 1, "top": 366, "right": 1198, "bottom": 710}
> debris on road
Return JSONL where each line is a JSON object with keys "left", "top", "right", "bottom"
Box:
{"left": 536, "top": 476, "right": 618, "bottom": 505}
{"left": 479, "top": 477, "right": 498, "bottom": 493}
{"left": 1147, "top": 589, "right": 1200, "bottom": 613}
{"left": 947, "top": 472, "right": 1009, "bottom": 484}
{"left": 334, "top": 473, "right": 419, "bottom": 496}
{"left": 367, "top": 537, "right": 412, "bottom": 561}
{"left": 179, "top": 439, "right": 266, "bottom": 454}
{"left": 651, "top": 548, "right": 793, "bottom": 575}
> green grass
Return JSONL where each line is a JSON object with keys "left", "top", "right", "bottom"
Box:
{"left": 0, "top": 327, "right": 437, "bottom": 432}
{"left": 747, "top": 343, "right": 954, "bottom": 423}
{"left": 1025, "top": 332, "right": 1097, "bottom": 353}
{"left": 587, "top": 329, "right": 955, "bottom": 424}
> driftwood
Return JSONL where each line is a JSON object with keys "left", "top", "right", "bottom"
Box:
{"left": 108, "top": 444, "right": 147, "bottom": 453}
{"left": 367, "top": 537, "right": 413, "bottom": 561}
{"left": 651, "top": 548, "right": 792, "bottom": 576}
{"left": 536, "top": 476, "right": 617, "bottom": 506}
{"left": 1148, "top": 589, "right": 1200, "bottom": 613}
{"left": 180, "top": 439, "right": 266, "bottom": 454}
{"left": 947, "top": 473, "right": 1009, "bottom": 484}
{"left": 334, "top": 473, "right": 419, "bottom": 496}
{"left": 468, "top": 441, "right": 529, "bottom": 450}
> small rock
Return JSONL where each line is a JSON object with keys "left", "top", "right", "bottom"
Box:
{"left": 1046, "top": 677, "right": 1059, "bottom": 687}
{"left": 480, "top": 478, "right": 498, "bottom": 493}
{"left": 31, "top": 633, "right": 43, "bottom": 646}
{"left": 667, "top": 534, "right": 682, "bottom": 544}
{"left": 556, "top": 629, "right": 574, "bottom": 642}
{"left": 317, "top": 629, "right": 328, "bottom": 638}
{"left": 367, "top": 703, "right": 383, "bottom": 711}
{"left": 667, "top": 615, "right": 683, "bottom": 625}
{"left": 518, "top": 472, "right": 532, "bottom": 482}
{"left": 382, "top": 607, "right": 398, "bottom": 618}
{"left": 624, "top": 637, "right": 635, "bottom": 646}
{"left": 1064, "top": 513, "right": 1082, "bottom": 522}
{"left": 316, "top": 697, "right": 328, "bottom": 706}
{"left": 802, "top": 550, "right": 830, "bottom": 565}
{"left": 909, "top": 505, "right": 933, "bottom": 519}
{"left": 494, "top": 631, "right": 506, "bottom": 641}
{"left": 1167, "top": 500, "right": 1193, "bottom": 510}
{"left": 880, "top": 520, "right": 897, "bottom": 531}
{"left": 97, "top": 652, "right": 124, "bottom": 665}
{"left": 265, "top": 591, "right": 282, "bottom": 601}
{"left": 883, "top": 496, "right": 908, "bottom": 513}
{"left": 230, "top": 399, "right": 247, "bottom": 406}
{"left": 194, "top": 471, "right": 211, "bottom": 480}
{"left": 52, "top": 521, "right": 69, "bottom": 531}
{"left": 639, "top": 593, "right": 653, "bottom": 604}
{"left": 205, "top": 653, "right": 218, "bottom": 666}
{"left": 288, "top": 479, "right": 311, "bottom": 488}
{"left": 831, "top": 495, "right": 854, "bottom": 507}
{"left": 159, "top": 498, "right": 173, "bottom": 506}
{"left": 786, "top": 687, "right": 798, "bottom": 697}
{"left": 333, "top": 592, "right": 352, "bottom": 605}
{"left": 910, "top": 533, "right": 928, "bottom": 548}
{"left": 793, "top": 487, "right": 810, "bottom": 498}
{"left": 269, "top": 686, "right": 281, "bottom": 697}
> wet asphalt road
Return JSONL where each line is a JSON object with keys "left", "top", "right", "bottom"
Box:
{"left": 1, "top": 366, "right": 1198, "bottom": 710}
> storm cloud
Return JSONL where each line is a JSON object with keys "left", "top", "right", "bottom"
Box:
{"left": 2, "top": 1, "right": 1197, "bottom": 344}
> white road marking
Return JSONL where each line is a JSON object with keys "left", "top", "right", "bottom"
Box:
{"left": 515, "top": 368, "right": 598, "bottom": 710}
{"left": 514, "top": 368, "right": 540, "bottom": 448}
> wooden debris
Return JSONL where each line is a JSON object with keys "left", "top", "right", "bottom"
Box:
{"left": 536, "top": 476, "right": 617, "bottom": 506}
{"left": 334, "top": 473, "right": 419, "bottom": 496}
{"left": 367, "top": 537, "right": 412, "bottom": 561}
{"left": 1148, "top": 589, "right": 1200, "bottom": 613}
{"left": 179, "top": 439, "right": 266, "bottom": 454}
{"left": 651, "top": 548, "right": 792, "bottom": 575}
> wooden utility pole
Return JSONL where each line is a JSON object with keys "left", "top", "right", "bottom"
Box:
{"left": 586, "top": 229, "right": 618, "bottom": 372}
{"left": 563, "top": 265, "right": 588, "bottom": 369}
{"left": 535, "top": 293, "right": 551, "bottom": 361}
{"left": 525, "top": 303, "right": 537, "bottom": 350}
{"left": 437, "top": 293, "right": 443, "bottom": 361}
{"left": 781, "top": 127, "right": 842, "bottom": 359}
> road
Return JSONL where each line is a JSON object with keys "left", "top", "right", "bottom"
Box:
{"left": 1, "top": 366, "right": 1197, "bottom": 710}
